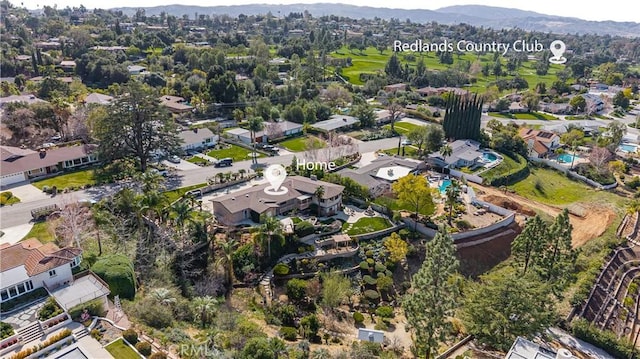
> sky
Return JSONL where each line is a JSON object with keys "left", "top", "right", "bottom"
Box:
{"left": 9, "top": 0, "right": 640, "bottom": 23}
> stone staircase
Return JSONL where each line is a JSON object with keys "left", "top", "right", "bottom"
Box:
{"left": 73, "top": 326, "right": 89, "bottom": 340}
{"left": 18, "top": 322, "right": 43, "bottom": 345}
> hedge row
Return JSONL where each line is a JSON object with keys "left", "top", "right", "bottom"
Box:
{"left": 571, "top": 318, "right": 633, "bottom": 359}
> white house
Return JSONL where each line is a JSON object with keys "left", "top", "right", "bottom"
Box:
{"left": 225, "top": 121, "right": 303, "bottom": 144}
{"left": 127, "top": 65, "right": 147, "bottom": 75}
{"left": 178, "top": 128, "right": 218, "bottom": 151}
{"left": 0, "top": 239, "right": 82, "bottom": 303}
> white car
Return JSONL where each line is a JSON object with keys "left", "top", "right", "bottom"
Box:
{"left": 168, "top": 155, "right": 181, "bottom": 164}
{"left": 401, "top": 139, "right": 412, "bottom": 146}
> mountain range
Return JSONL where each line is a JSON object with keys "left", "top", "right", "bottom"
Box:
{"left": 110, "top": 3, "right": 640, "bottom": 37}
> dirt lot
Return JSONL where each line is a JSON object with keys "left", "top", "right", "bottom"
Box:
{"left": 476, "top": 185, "right": 616, "bottom": 248}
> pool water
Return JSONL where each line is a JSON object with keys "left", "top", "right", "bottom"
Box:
{"left": 558, "top": 153, "right": 578, "bottom": 163}
{"left": 619, "top": 144, "right": 637, "bottom": 153}
{"left": 439, "top": 179, "right": 452, "bottom": 193}
{"left": 483, "top": 152, "right": 498, "bottom": 162}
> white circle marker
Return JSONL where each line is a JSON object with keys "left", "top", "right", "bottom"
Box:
{"left": 264, "top": 164, "right": 288, "bottom": 195}
{"left": 549, "top": 40, "right": 567, "bottom": 64}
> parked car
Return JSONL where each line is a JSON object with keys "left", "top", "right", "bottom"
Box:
{"left": 168, "top": 155, "right": 181, "bottom": 164}
{"left": 214, "top": 158, "right": 233, "bottom": 167}
{"left": 186, "top": 189, "right": 202, "bottom": 198}
{"left": 401, "top": 138, "right": 412, "bottom": 146}
{"left": 150, "top": 168, "right": 169, "bottom": 177}
{"left": 263, "top": 145, "right": 279, "bottom": 153}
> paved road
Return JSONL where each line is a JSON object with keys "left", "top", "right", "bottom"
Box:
{"left": 0, "top": 137, "right": 399, "bottom": 229}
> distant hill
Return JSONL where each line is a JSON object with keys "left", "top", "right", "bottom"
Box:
{"left": 110, "top": 3, "right": 640, "bottom": 37}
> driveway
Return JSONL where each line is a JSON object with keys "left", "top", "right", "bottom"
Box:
{"left": 162, "top": 159, "right": 201, "bottom": 170}
{"left": 2, "top": 184, "right": 48, "bottom": 203}
{"left": 0, "top": 223, "right": 34, "bottom": 245}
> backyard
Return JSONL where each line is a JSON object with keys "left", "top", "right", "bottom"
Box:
{"left": 508, "top": 167, "right": 597, "bottom": 205}
{"left": 279, "top": 136, "right": 325, "bottom": 152}
{"left": 342, "top": 216, "right": 392, "bottom": 236}
{"left": 104, "top": 338, "right": 140, "bottom": 359}
{"left": 207, "top": 144, "right": 262, "bottom": 162}
{"left": 32, "top": 169, "right": 96, "bottom": 190}
{"left": 480, "top": 153, "right": 527, "bottom": 184}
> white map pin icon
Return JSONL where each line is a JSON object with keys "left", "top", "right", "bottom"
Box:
{"left": 549, "top": 40, "right": 567, "bottom": 64}
{"left": 265, "top": 164, "right": 287, "bottom": 192}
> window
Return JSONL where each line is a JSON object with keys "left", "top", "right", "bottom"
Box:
{"left": 73, "top": 158, "right": 81, "bottom": 165}
{"left": 17, "top": 283, "right": 25, "bottom": 294}
{"left": 49, "top": 270, "right": 57, "bottom": 277}
{"left": 25, "top": 281, "right": 33, "bottom": 291}
{"left": 9, "top": 287, "right": 17, "bottom": 297}
{"left": 1, "top": 290, "right": 8, "bottom": 301}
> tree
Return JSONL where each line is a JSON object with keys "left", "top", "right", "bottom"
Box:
{"left": 257, "top": 213, "right": 284, "bottom": 260}
{"left": 216, "top": 238, "right": 238, "bottom": 290}
{"left": 320, "top": 272, "right": 351, "bottom": 311}
{"left": 511, "top": 215, "right": 546, "bottom": 274}
{"left": 352, "top": 102, "right": 376, "bottom": 128}
{"left": 444, "top": 180, "right": 461, "bottom": 226}
{"left": 626, "top": 199, "right": 640, "bottom": 215}
{"left": 385, "top": 53, "right": 403, "bottom": 79}
{"left": 286, "top": 278, "right": 308, "bottom": 302}
{"left": 392, "top": 174, "right": 435, "bottom": 232}
{"left": 248, "top": 116, "right": 264, "bottom": 164}
{"left": 387, "top": 98, "right": 404, "bottom": 134}
{"left": 570, "top": 95, "right": 587, "bottom": 113}
{"left": 314, "top": 186, "right": 325, "bottom": 201}
{"left": 151, "top": 287, "right": 177, "bottom": 306}
{"left": 192, "top": 296, "right": 217, "bottom": 327}
{"left": 94, "top": 82, "right": 181, "bottom": 172}
{"left": 462, "top": 269, "right": 555, "bottom": 351}
{"left": 442, "top": 92, "right": 483, "bottom": 141}
{"left": 403, "top": 227, "right": 459, "bottom": 358}
{"left": 383, "top": 232, "right": 409, "bottom": 263}
{"left": 439, "top": 144, "right": 452, "bottom": 159}
{"left": 50, "top": 197, "right": 94, "bottom": 248}
{"left": 91, "top": 254, "right": 136, "bottom": 299}
{"left": 408, "top": 126, "right": 428, "bottom": 156}
{"left": 540, "top": 209, "right": 576, "bottom": 286}
{"left": 522, "top": 91, "right": 540, "bottom": 112}
{"left": 606, "top": 120, "right": 626, "bottom": 148}
{"left": 613, "top": 91, "right": 630, "bottom": 109}
{"left": 589, "top": 147, "right": 613, "bottom": 175}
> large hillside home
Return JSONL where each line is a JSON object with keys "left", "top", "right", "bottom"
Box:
{"left": 518, "top": 128, "right": 560, "bottom": 158}
{"left": 0, "top": 145, "right": 99, "bottom": 187}
{"left": 211, "top": 176, "right": 344, "bottom": 225}
{"left": 178, "top": 128, "right": 218, "bottom": 151}
{"left": 427, "top": 140, "right": 484, "bottom": 169}
{"left": 0, "top": 239, "right": 82, "bottom": 303}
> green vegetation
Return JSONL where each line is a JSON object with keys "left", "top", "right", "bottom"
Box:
{"left": 488, "top": 112, "right": 558, "bottom": 120}
{"left": 32, "top": 169, "right": 96, "bottom": 190}
{"left": 0, "top": 192, "right": 20, "bottom": 206}
{"left": 105, "top": 338, "right": 141, "bottom": 359}
{"left": 21, "top": 221, "right": 55, "bottom": 243}
{"left": 383, "top": 120, "right": 423, "bottom": 135}
{"left": 163, "top": 183, "right": 207, "bottom": 203}
{"left": 187, "top": 156, "right": 209, "bottom": 165}
{"left": 68, "top": 298, "right": 106, "bottom": 320}
{"left": 343, "top": 217, "right": 392, "bottom": 236}
{"left": 381, "top": 146, "right": 419, "bottom": 158}
{"left": 0, "top": 321, "right": 15, "bottom": 340}
{"left": 37, "top": 297, "right": 64, "bottom": 321}
{"left": 481, "top": 153, "right": 528, "bottom": 186}
{"left": 571, "top": 318, "right": 633, "bottom": 359}
{"left": 508, "top": 167, "right": 596, "bottom": 205}
{"left": 0, "top": 288, "right": 48, "bottom": 314}
{"left": 279, "top": 137, "right": 312, "bottom": 152}
{"left": 207, "top": 144, "right": 262, "bottom": 162}
{"left": 374, "top": 195, "right": 432, "bottom": 215}
{"left": 91, "top": 255, "right": 136, "bottom": 299}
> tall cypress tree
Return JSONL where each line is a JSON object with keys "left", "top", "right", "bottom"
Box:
{"left": 443, "top": 92, "right": 483, "bottom": 141}
{"left": 403, "top": 227, "right": 460, "bottom": 358}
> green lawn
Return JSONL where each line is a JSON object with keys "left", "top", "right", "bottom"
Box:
{"left": 187, "top": 156, "right": 209, "bottom": 165}
{"left": 163, "top": 183, "right": 207, "bottom": 204}
{"left": 480, "top": 153, "right": 527, "bottom": 183}
{"left": 105, "top": 339, "right": 140, "bottom": 359}
{"left": 32, "top": 169, "right": 96, "bottom": 190}
{"left": 508, "top": 167, "right": 596, "bottom": 205}
{"left": 381, "top": 146, "right": 419, "bottom": 158}
{"left": 207, "top": 144, "right": 262, "bottom": 162}
{"left": 0, "top": 192, "right": 20, "bottom": 206}
{"left": 373, "top": 196, "right": 433, "bottom": 215}
{"left": 487, "top": 112, "right": 558, "bottom": 121}
{"left": 22, "top": 221, "right": 55, "bottom": 243}
{"left": 279, "top": 136, "right": 326, "bottom": 152}
{"left": 343, "top": 217, "right": 392, "bottom": 236}
{"left": 330, "top": 46, "right": 570, "bottom": 91}
{"left": 383, "top": 120, "right": 424, "bottom": 135}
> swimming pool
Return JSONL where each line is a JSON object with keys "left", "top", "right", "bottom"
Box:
{"left": 557, "top": 153, "right": 578, "bottom": 163}
{"left": 483, "top": 152, "right": 498, "bottom": 162}
{"left": 439, "top": 179, "right": 452, "bottom": 193}
{"left": 619, "top": 144, "right": 638, "bottom": 153}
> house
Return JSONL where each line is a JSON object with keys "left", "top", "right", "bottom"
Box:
{"left": 178, "top": 128, "right": 218, "bottom": 151}
{"left": 427, "top": 140, "right": 484, "bottom": 169}
{"left": 83, "top": 92, "right": 114, "bottom": 105}
{"left": 541, "top": 102, "right": 572, "bottom": 115}
{"left": 211, "top": 176, "right": 344, "bottom": 225}
{"left": 374, "top": 109, "right": 395, "bottom": 125}
{"left": 127, "top": 65, "right": 147, "bottom": 75}
{"left": 226, "top": 128, "right": 253, "bottom": 144}
{"left": 58, "top": 60, "right": 76, "bottom": 72}
{"left": 582, "top": 93, "right": 605, "bottom": 112}
{"left": 0, "top": 144, "right": 99, "bottom": 187}
{"left": 506, "top": 337, "right": 574, "bottom": 359}
{"left": 518, "top": 128, "right": 560, "bottom": 158}
{"left": 338, "top": 157, "right": 424, "bottom": 197}
{"left": 0, "top": 239, "right": 82, "bottom": 303}
{"left": 357, "top": 328, "right": 385, "bottom": 343}
{"left": 384, "top": 83, "right": 408, "bottom": 93}
{"left": 159, "top": 95, "right": 193, "bottom": 114}
{"left": 416, "top": 86, "right": 468, "bottom": 97}
{"left": 0, "top": 94, "right": 47, "bottom": 107}
{"left": 312, "top": 115, "right": 359, "bottom": 132}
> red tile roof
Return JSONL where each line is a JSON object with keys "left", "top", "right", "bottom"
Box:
{"left": 0, "top": 239, "right": 82, "bottom": 276}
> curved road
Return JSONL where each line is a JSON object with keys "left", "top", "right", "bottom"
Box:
{"left": 0, "top": 137, "right": 400, "bottom": 229}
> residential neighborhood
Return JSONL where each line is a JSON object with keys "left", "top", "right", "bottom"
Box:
{"left": 0, "top": 1, "right": 639, "bottom": 359}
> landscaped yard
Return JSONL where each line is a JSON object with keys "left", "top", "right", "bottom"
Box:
{"left": 383, "top": 120, "right": 424, "bottom": 135}
{"left": 105, "top": 338, "right": 140, "bottom": 359}
{"left": 0, "top": 191, "right": 20, "bottom": 206}
{"left": 381, "top": 146, "right": 419, "bottom": 158}
{"left": 207, "top": 144, "right": 262, "bottom": 162}
{"left": 163, "top": 183, "right": 207, "bottom": 203}
{"left": 187, "top": 156, "right": 209, "bottom": 165}
{"left": 373, "top": 195, "right": 434, "bottom": 215}
{"left": 343, "top": 217, "right": 392, "bottom": 236}
{"left": 32, "top": 169, "right": 96, "bottom": 190}
{"left": 22, "top": 221, "right": 55, "bottom": 243}
{"left": 480, "top": 153, "right": 527, "bottom": 184}
{"left": 487, "top": 112, "right": 558, "bottom": 121}
{"left": 279, "top": 137, "right": 309, "bottom": 152}
{"left": 508, "top": 167, "right": 596, "bottom": 205}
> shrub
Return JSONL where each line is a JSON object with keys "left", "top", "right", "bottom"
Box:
{"left": 374, "top": 318, "right": 388, "bottom": 331}
{"left": 135, "top": 341, "right": 152, "bottom": 356}
{"left": 91, "top": 254, "right": 136, "bottom": 299}
{"left": 149, "top": 353, "right": 167, "bottom": 359}
{"left": 286, "top": 278, "right": 308, "bottom": 301}
{"left": 68, "top": 298, "right": 106, "bottom": 321}
{"left": 359, "top": 261, "right": 369, "bottom": 270}
{"left": 375, "top": 306, "right": 394, "bottom": 318}
{"left": 0, "top": 321, "right": 14, "bottom": 340}
{"left": 38, "top": 297, "right": 63, "bottom": 321}
{"left": 273, "top": 263, "right": 290, "bottom": 276}
{"left": 363, "top": 290, "right": 380, "bottom": 301}
{"left": 363, "top": 275, "right": 377, "bottom": 286}
{"left": 571, "top": 318, "right": 633, "bottom": 358}
{"left": 353, "top": 312, "right": 365, "bottom": 324}
{"left": 295, "top": 221, "right": 315, "bottom": 236}
{"left": 374, "top": 263, "right": 386, "bottom": 273}
{"left": 455, "top": 220, "right": 473, "bottom": 230}
{"left": 122, "top": 329, "right": 138, "bottom": 344}
{"left": 300, "top": 314, "right": 321, "bottom": 340}
{"left": 574, "top": 163, "right": 616, "bottom": 185}
{"left": 42, "top": 186, "right": 50, "bottom": 193}
{"left": 90, "top": 329, "right": 102, "bottom": 341}
{"left": 280, "top": 326, "right": 298, "bottom": 341}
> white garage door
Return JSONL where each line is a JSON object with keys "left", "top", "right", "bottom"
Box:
{"left": 1, "top": 172, "right": 27, "bottom": 187}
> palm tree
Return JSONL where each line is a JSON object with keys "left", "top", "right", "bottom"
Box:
{"left": 239, "top": 168, "right": 246, "bottom": 179}
{"left": 216, "top": 238, "right": 238, "bottom": 293}
{"left": 258, "top": 213, "right": 284, "bottom": 260}
{"left": 314, "top": 185, "right": 325, "bottom": 201}
{"left": 439, "top": 144, "right": 453, "bottom": 158}
{"left": 172, "top": 200, "right": 193, "bottom": 232}
{"left": 248, "top": 116, "right": 264, "bottom": 164}
{"left": 151, "top": 287, "right": 176, "bottom": 306}
{"left": 192, "top": 296, "right": 218, "bottom": 328}
{"left": 445, "top": 180, "right": 461, "bottom": 226}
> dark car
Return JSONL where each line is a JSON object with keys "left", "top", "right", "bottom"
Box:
{"left": 214, "top": 158, "right": 233, "bottom": 167}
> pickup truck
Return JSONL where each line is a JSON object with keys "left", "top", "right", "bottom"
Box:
{"left": 31, "top": 204, "right": 60, "bottom": 221}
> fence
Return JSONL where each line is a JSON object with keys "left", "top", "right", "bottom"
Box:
{"left": 529, "top": 157, "right": 617, "bottom": 190}
{"left": 449, "top": 169, "right": 484, "bottom": 184}
{"left": 402, "top": 214, "right": 515, "bottom": 243}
